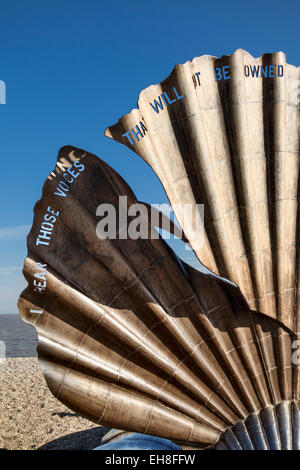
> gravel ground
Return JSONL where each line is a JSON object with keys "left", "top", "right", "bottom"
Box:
{"left": 0, "top": 357, "right": 109, "bottom": 450}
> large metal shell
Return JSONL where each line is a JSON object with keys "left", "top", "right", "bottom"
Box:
{"left": 105, "top": 49, "right": 300, "bottom": 333}
{"left": 18, "top": 146, "right": 299, "bottom": 449}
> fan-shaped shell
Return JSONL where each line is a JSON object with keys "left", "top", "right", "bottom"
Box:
{"left": 19, "top": 146, "right": 299, "bottom": 449}
{"left": 105, "top": 49, "right": 300, "bottom": 334}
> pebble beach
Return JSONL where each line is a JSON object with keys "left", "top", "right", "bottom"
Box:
{"left": 0, "top": 357, "right": 109, "bottom": 450}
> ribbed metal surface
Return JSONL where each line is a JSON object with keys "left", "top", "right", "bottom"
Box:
{"left": 18, "top": 146, "right": 299, "bottom": 448}
{"left": 106, "top": 49, "right": 300, "bottom": 335}
{"left": 18, "top": 50, "right": 300, "bottom": 450}
{"left": 214, "top": 402, "right": 300, "bottom": 450}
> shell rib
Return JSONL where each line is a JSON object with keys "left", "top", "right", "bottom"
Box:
{"left": 18, "top": 146, "right": 298, "bottom": 448}
{"left": 214, "top": 402, "right": 300, "bottom": 450}
{"left": 105, "top": 49, "right": 300, "bottom": 334}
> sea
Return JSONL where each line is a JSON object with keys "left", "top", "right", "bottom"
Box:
{"left": 0, "top": 314, "right": 38, "bottom": 357}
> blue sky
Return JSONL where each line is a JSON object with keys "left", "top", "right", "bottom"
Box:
{"left": 0, "top": 0, "right": 299, "bottom": 313}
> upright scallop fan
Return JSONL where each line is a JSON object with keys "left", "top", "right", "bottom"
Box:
{"left": 105, "top": 49, "right": 300, "bottom": 334}
{"left": 19, "top": 50, "right": 300, "bottom": 449}
{"left": 19, "top": 146, "right": 299, "bottom": 449}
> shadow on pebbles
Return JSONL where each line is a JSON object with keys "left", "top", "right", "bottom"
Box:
{"left": 0, "top": 357, "right": 109, "bottom": 450}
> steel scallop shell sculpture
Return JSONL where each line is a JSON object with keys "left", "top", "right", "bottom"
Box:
{"left": 19, "top": 50, "right": 300, "bottom": 449}
{"left": 105, "top": 49, "right": 300, "bottom": 334}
